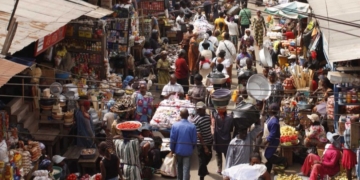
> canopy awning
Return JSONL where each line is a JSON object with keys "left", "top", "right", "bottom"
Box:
{"left": 308, "top": 0, "right": 360, "bottom": 63}
{"left": 0, "top": 58, "right": 29, "bottom": 88}
{"left": 0, "top": 0, "right": 113, "bottom": 55}
{"left": 264, "top": 2, "right": 310, "bottom": 19}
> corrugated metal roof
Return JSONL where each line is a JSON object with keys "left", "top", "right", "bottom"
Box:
{"left": 0, "top": 58, "right": 27, "bottom": 88}
{"left": 308, "top": 0, "right": 360, "bottom": 63}
{"left": 0, "top": 0, "right": 112, "bottom": 54}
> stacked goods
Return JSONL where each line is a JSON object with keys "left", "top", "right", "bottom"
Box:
{"left": 283, "top": 78, "right": 294, "bottom": 90}
{"left": 32, "top": 170, "right": 51, "bottom": 180}
{"left": 280, "top": 126, "right": 298, "bottom": 146}
{"left": 110, "top": 95, "right": 134, "bottom": 113}
{"left": 21, "top": 151, "right": 32, "bottom": 175}
{"left": 290, "top": 65, "right": 314, "bottom": 89}
{"left": 52, "top": 104, "right": 63, "bottom": 120}
{"left": 334, "top": 172, "right": 348, "bottom": 180}
{"left": 24, "top": 141, "right": 41, "bottom": 162}
{"left": 326, "top": 95, "right": 335, "bottom": 119}
{"left": 64, "top": 111, "right": 74, "bottom": 126}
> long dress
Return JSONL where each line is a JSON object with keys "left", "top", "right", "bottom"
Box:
{"left": 156, "top": 58, "right": 170, "bottom": 89}
{"left": 188, "top": 37, "right": 199, "bottom": 72}
{"left": 75, "top": 109, "right": 95, "bottom": 148}
{"left": 114, "top": 139, "right": 141, "bottom": 180}
{"left": 254, "top": 16, "right": 266, "bottom": 46}
{"left": 132, "top": 91, "right": 153, "bottom": 122}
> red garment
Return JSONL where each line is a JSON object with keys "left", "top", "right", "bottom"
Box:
{"left": 301, "top": 145, "right": 341, "bottom": 180}
{"left": 284, "top": 31, "right": 295, "bottom": 40}
{"left": 175, "top": 57, "right": 189, "bottom": 79}
{"left": 311, "top": 80, "right": 318, "bottom": 91}
{"left": 342, "top": 149, "right": 357, "bottom": 170}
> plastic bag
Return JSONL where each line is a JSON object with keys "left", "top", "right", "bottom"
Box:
{"left": 160, "top": 153, "right": 177, "bottom": 177}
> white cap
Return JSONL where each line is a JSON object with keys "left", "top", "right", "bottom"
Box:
{"left": 52, "top": 155, "right": 66, "bottom": 164}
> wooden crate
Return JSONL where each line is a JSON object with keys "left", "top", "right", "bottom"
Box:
{"left": 281, "top": 146, "right": 293, "bottom": 166}
{"left": 166, "top": 31, "right": 177, "bottom": 38}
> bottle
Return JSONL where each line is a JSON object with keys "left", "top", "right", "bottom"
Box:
{"left": 346, "top": 91, "right": 352, "bottom": 103}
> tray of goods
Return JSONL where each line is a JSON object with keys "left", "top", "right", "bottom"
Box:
{"left": 116, "top": 121, "right": 142, "bottom": 131}
{"left": 280, "top": 126, "right": 299, "bottom": 146}
{"left": 110, "top": 95, "right": 135, "bottom": 113}
{"left": 80, "top": 148, "right": 96, "bottom": 159}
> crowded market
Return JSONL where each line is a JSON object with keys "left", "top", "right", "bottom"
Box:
{"left": 0, "top": 0, "right": 359, "bottom": 179}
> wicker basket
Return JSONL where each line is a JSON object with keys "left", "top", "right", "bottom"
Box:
{"left": 281, "top": 146, "right": 293, "bottom": 166}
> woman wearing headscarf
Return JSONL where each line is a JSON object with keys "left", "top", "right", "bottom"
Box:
{"left": 197, "top": 56, "right": 212, "bottom": 85}
{"left": 122, "top": 75, "right": 134, "bottom": 90}
{"left": 156, "top": 51, "right": 170, "bottom": 89}
{"left": 252, "top": 10, "right": 267, "bottom": 48}
{"left": 199, "top": 33, "right": 215, "bottom": 52}
{"left": 132, "top": 81, "right": 153, "bottom": 122}
{"left": 239, "top": 29, "right": 254, "bottom": 48}
{"left": 188, "top": 32, "right": 200, "bottom": 74}
{"left": 75, "top": 100, "right": 95, "bottom": 148}
{"left": 39, "top": 159, "right": 53, "bottom": 174}
{"left": 113, "top": 131, "right": 142, "bottom": 180}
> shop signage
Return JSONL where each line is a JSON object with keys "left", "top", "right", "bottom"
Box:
{"left": 34, "top": 26, "right": 66, "bottom": 56}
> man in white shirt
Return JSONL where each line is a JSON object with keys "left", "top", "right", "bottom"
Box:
{"left": 216, "top": 32, "right": 237, "bottom": 64}
{"left": 207, "top": 30, "right": 219, "bottom": 49}
{"left": 224, "top": 16, "right": 239, "bottom": 48}
{"left": 176, "top": 12, "right": 186, "bottom": 43}
{"left": 161, "top": 74, "right": 185, "bottom": 99}
{"left": 193, "top": 8, "right": 206, "bottom": 21}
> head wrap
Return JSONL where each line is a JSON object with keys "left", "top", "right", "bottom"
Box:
{"left": 138, "top": 81, "right": 147, "bottom": 88}
{"left": 122, "top": 75, "right": 134, "bottom": 89}
{"left": 39, "top": 159, "right": 52, "bottom": 170}
{"left": 83, "top": 100, "right": 91, "bottom": 110}
{"left": 39, "top": 143, "right": 45, "bottom": 150}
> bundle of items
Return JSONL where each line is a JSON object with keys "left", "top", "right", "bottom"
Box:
{"left": 32, "top": 170, "right": 51, "bottom": 180}
{"left": 110, "top": 95, "right": 135, "bottom": 113}
{"left": 193, "top": 19, "right": 214, "bottom": 34}
{"left": 150, "top": 99, "right": 195, "bottom": 128}
{"left": 52, "top": 104, "right": 63, "bottom": 120}
{"left": 290, "top": 65, "right": 314, "bottom": 89}
{"left": 280, "top": 126, "right": 298, "bottom": 146}
{"left": 64, "top": 111, "right": 74, "bottom": 126}
{"left": 326, "top": 95, "right": 335, "bottom": 120}
{"left": 21, "top": 151, "right": 32, "bottom": 175}
{"left": 24, "top": 141, "right": 41, "bottom": 162}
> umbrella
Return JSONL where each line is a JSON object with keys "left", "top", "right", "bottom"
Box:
{"left": 264, "top": 1, "right": 310, "bottom": 19}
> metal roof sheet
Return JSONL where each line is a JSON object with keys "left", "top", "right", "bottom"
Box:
{"left": 307, "top": 0, "right": 360, "bottom": 63}
{"left": 0, "top": 0, "right": 112, "bottom": 55}
{"left": 0, "top": 58, "right": 28, "bottom": 88}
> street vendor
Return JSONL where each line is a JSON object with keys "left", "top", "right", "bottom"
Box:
{"left": 132, "top": 81, "right": 153, "bottom": 122}
{"left": 304, "top": 114, "right": 327, "bottom": 149}
{"left": 75, "top": 100, "right": 95, "bottom": 148}
{"left": 161, "top": 74, "right": 184, "bottom": 99}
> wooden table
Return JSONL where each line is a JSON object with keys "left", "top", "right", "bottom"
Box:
{"left": 78, "top": 151, "right": 99, "bottom": 175}
{"left": 63, "top": 146, "right": 83, "bottom": 161}
{"left": 33, "top": 129, "right": 60, "bottom": 158}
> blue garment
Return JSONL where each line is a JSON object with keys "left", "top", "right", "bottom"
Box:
{"left": 170, "top": 119, "right": 197, "bottom": 156}
{"left": 122, "top": 75, "right": 134, "bottom": 89}
{"left": 75, "top": 109, "right": 95, "bottom": 148}
{"left": 265, "top": 116, "right": 280, "bottom": 159}
{"left": 176, "top": 155, "right": 191, "bottom": 180}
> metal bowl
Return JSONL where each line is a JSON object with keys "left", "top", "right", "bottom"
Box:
{"left": 246, "top": 74, "right": 271, "bottom": 101}
{"left": 207, "top": 75, "right": 229, "bottom": 85}
{"left": 297, "top": 103, "right": 314, "bottom": 110}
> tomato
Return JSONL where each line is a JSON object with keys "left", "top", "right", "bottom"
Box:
{"left": 116, "top": 122, "right": 141, "bottom": 130}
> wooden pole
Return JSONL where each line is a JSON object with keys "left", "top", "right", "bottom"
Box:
{"left": 1, "top": 18, "right": 18, "bottom": 55}
{"left": 7, "top": 0, "right": 19, "bottom": 31}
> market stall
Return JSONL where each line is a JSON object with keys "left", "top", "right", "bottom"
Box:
{"left": 150, "top": 99, "right": 195, "bottom": 129}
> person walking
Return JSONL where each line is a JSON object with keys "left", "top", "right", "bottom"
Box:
{"left": 188, "top": 32, "right": 200, "bottom": 73}
{"left": 170, "top": 109, "right": 197, "bottom": 180}
{"left": 211, "top": 106, "right": 234, "bottom": 174}
{"left": 98, "top": 142, "right": 122, "bottom": 180}
{"left": 238, "top": 4, "right": 251, "bottom": 37}
{"left": 261, "top": 103, "right": 287, "bottom": 173}
{"left": 175, "top": 49, "right": 190, "bottom": 93}
{"left": 252, "top": 10, "right": 267, "bottom": 48}
{"left": 224, "top": 16, "right": 239, "bottom": 48}
{"left": 193, "top": 102, "right": 213, "bottom": 180}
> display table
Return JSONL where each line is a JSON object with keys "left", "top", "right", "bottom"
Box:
{"left": 280, "top": 146, "right": 293, "bottom": 166}
{"left": 33, "top": 129, "right": 60, "bottom": 158}
{"left": 78, "top": 151, "right": 99, "bottom": 175}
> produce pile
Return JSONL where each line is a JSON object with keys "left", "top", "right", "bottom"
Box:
{"left": 67, "top": 174, "right": 77, "bottom": 180}
{"left": 110, "top": 95, "right": 134, "bottom": 112}
{"left": 276, "top": 174, "right": 302, "bottom": 180}
{"left": 334, "top": 172, "right": 349, "bottom": 180}
{"left": 24, "top": 141, "right": 42, "bottom": 162}
{"left": 116, "top": 121, "right": 142, "bottom": 130}
{"left": 280, "top": 126, "right": 299, "bottom": 146}
{"left": 150, "top": 99, "right": 195, "bottom": 128}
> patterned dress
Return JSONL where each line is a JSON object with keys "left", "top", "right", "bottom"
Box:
{"left": 114, "top": 139, "right": 141, "bottom": 180}
{"left": 132, "top": 91, "right": 153, "bottom": 122}
{"left": 253, "top": 16, "right": 266, "bottom": 46}
{"left": 156, "top": 58, "right": 170, "bottom": 89}
{"left": 188, "top": 37, "right": 199, "bottom": 72}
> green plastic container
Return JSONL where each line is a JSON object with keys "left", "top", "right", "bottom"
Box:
{"left": 52, "top": 166, "right": 63, "bottom": 180}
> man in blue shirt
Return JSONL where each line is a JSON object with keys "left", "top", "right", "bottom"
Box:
{"left": 170, "top": 108, "right": 197, "bottom": 180}
{"left": 261, "top": 103, "right": 287, "bottom": 173}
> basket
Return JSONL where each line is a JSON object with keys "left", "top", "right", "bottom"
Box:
{"left": 52, "top": 166, "right": 63, "bottom": 180}
{"left": 52, "top": 113, "right": 64, "bottom": 120}
{"left": 281, "top": 146, "right": 293, "bottom": 166}
{"left": 211, "top": 96, "right": 231, "bottom": 107}
{"left": 80, "top": 149, "right": 97, "bottom": 159}
{"left": 112, "top": 107, "right": 136, "bottom": 114}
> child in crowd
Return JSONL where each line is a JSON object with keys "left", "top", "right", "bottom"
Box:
{"left": 147, "top": 136, "right": 163, "bottom": 170}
